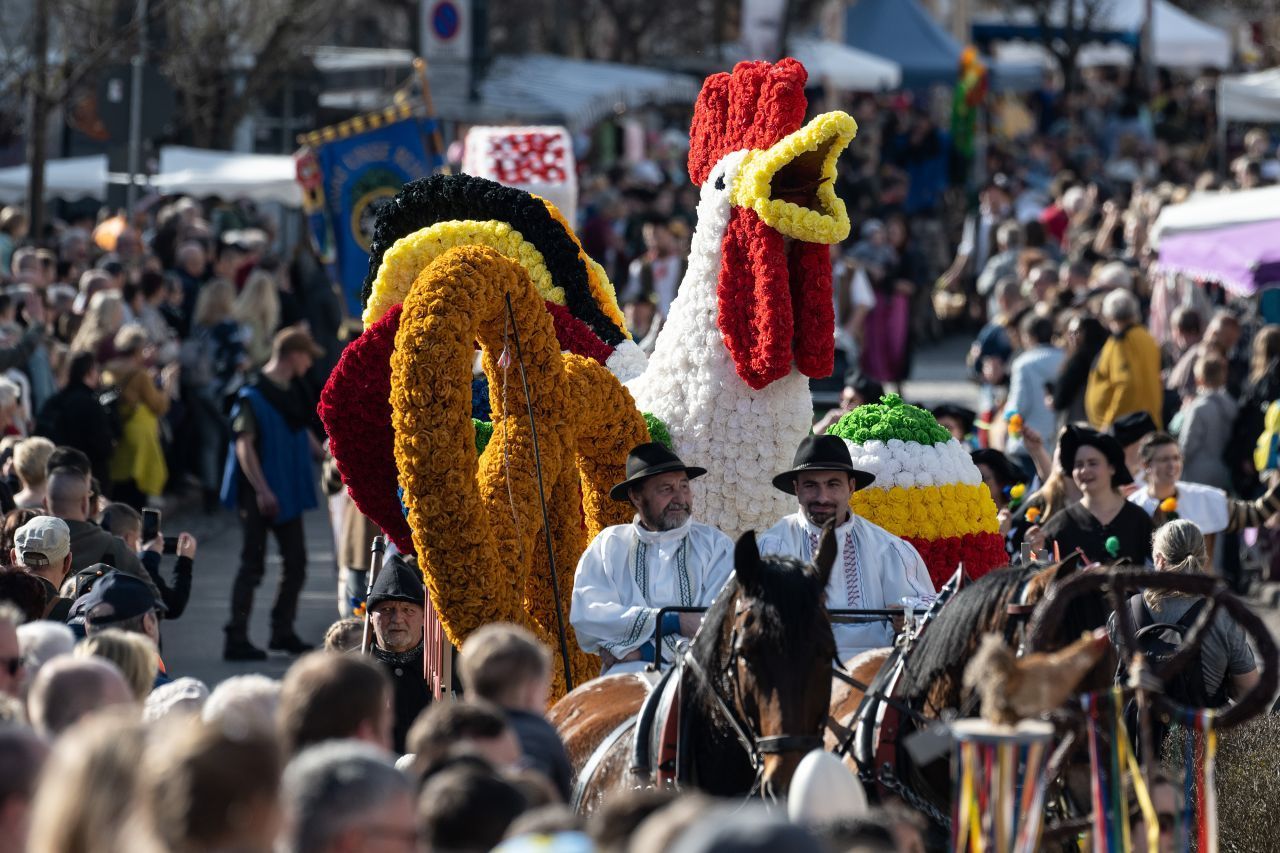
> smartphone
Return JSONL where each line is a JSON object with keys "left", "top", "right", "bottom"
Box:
{"left": 142, "top": 508, "right": 161, "bottom": 544}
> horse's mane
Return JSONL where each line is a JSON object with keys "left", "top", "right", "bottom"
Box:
{"left": 897, "top": 565, "right": 1036, "bottom": 701}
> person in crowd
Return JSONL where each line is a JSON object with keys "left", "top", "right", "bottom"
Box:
{"left": 404, "top": 700, "right": 523, "bottom": 780}
{"left": 77, "top": 570, "right": 167, "bottom": 664}
{"left": 44, "top": 467, "right": 154, "bottom": 594}
{"left": 972, "top": 448, "right": 1026, "bottom": 513}
{"left": 35, "top": 351, "right": 115, "bottom": 489}
{"left": 0, "top": 724, "right": 44, "bottom": 853}
{"left": 933, "top": 403, "right": 978, "bottom": 449}
{"left": 133, "top": 270, "right": 179, "bottom": 364}
{"left": 759, "top": 435, "right": 935, "bottom": 661}
{"left": 10, "top": 437, "right": 53, "bottom": 509}
{"left": 976, "top": 219, "right": 1024, "bottom": 320}
{"left": 15, "top": 620, "right": 74, "bottom": 680}
{"left": 0, "top": 603, "right": 21, "bottom": 698}
{"left": 812, "top": 373, "right": 885, "bottom": 435}
{"left": 137, "top": 717, "right": 283, "bottom": 853}
{"left": 1113, "top": 520, "right": 1259, "bottom": 705}
{"left": 235, "top": 265, "right": 284, "bottom": 368}
{"left": 279, "top": 740, "right": 416, "bottom": 853}
{"left": 0, "top": 570, "right": 43, "bottom": 623}
{"left": 277, "top": 651, "right": 392, "bottom": 755}
{"left": 623, "top": 217, "right": 685, "bottom": 322}
{"left": 1052, "top": 313, "right": 1109, "bottom": 427}
{"left": 459, "top": 623, "right": 573, "bottom": 801}
{"left": 12, "top": 515, "right": 73, "bottom": 619}
{"left": 1172, "top": 353, "right": 1237, "bottom": 491}
{"left": 939, "top": 173, "right": 1015, "bottom": 319}
{"left": 1110, "top": 410, "right": 1158, "bottom": 488}
{"left": 202, "top": 673, "right": 281, "bottom": 734}
{"left": 74, "top": 629, "right": 159, "bottom": 700}
{"left": 102, "top": 323, "right": 178, "bottom": 507}
{"left": 1163, "top": 305, "right": 1203, "bottom": 368}
{"left": 25, "top": 710, "right": 145, "bottom": 853}
{"left": 68, "top": 290, "right": 126, "bottom": 362}
{"left": 172, "top": 240, "right": 209, "bottom": 333}
{"left": 365, "top": 554, "right": 432, "bottom": 752}
{"left": 570, "top": 442, "right": 733, "bottom": 674}
{"left": 1040, "top": 426, "right": 1154, "bottom": 565}
{"left": 100, "top": 502, "right": 196, "bottom": 618}
{"left": 1230, "top": 324, "right": 1280, "bottom": 499}
{"left": 417, "top": 764, "right": 529, "bottom": 853}
{"left": 143, "top": 676, "right": 209, "bottom": 722}
{"left": 25, "top": 656, "right": 134, "bottom": 738}
{"left": 221, "top": 326, "right": 324, "bottom": 660}
{"left": 0, "top": 378, "right": 23, "bottom": 438}
{"left": 1168, "top": 310, "right": 1245, "bottom": 403}
{"left": 185, "top": 277, "right": 246, "bottom": 510}
{"left": 1086, "top": 289, "right": 1163, "bottom": 431}
{"left": 854, "top": 219, "right": 910, "bottom": 389}
{"left": 322, "top": 616, "right": 363, "bottom": 652}
{"left": 0, "top": 508, "right": 35, "bottom": 566}
{"left": 1003, "top": 313, "right": 1063, "bottom": 468}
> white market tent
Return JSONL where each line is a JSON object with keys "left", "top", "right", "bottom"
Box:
{"left": 153, "top": 146, "right": 302, "bottom": 206}
{"left": 0, "top": 155, "right": 109, "bottom": 203}
{"left": 1150, "top": 184, "right": 1280, "bottom": 245}
{"left": 1219, "top": 68, "right": 1280, "bottom": 122}
{"left": 777, "top": 38, "right": 902, "bottom": 91}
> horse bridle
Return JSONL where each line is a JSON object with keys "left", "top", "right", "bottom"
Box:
{"left": 679, "top": 607, "right": 824, "bottom": 785}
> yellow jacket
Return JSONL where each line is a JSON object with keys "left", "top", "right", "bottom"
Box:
{"left": 1085, "top": 324, "right": 1164, "bottom": 430}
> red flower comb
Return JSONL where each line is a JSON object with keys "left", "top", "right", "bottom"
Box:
{"left": 688, "top": 58, "right": 809, "bottom": 186}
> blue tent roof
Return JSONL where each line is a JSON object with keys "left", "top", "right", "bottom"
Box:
{"left": 844, "top": 0, "right": 961, "bottom": 89}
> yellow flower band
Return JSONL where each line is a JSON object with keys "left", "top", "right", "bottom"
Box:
{"left": 732, "top": 111, "right": 856, "bottom": 244}
{"left": 365, "top": 219, "right": 565, "bottom": 328}
{"left": 851, "top": 482, "right": 1000, "bottom": 540}
{"left": 536, "top": 196, "right": 630, "bottom": 339}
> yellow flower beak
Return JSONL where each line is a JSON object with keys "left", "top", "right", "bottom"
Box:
{"left": 732, "top": 111, "right": 857, "bottom": 244}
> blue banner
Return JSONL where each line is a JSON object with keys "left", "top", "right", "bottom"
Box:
{"left": 311, "top": 116, "right": 442, "bottom": 317}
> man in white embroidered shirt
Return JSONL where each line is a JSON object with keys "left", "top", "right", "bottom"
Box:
{"left": 758, "top": 435, "right": 935, "bottom": 664}
{"left": 570, "top": 442, "right": 733, "bottom": 675}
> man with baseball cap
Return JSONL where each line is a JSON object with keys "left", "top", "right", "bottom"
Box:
{"left": 12, "top": 516, "right": 74, "bottom": 620}
{"left": 570, "top": 442, "right": 733, "bottom": 674}
{"left": 221, "top": 325, "right": 325, "bottom": 661}
{"left": 759, "top": 435, "right": 935, "bottom": 663}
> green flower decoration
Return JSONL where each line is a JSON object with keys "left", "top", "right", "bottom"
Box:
{"left": 473, "top": 418, "right": 494, "bottom": 455}
{"left": 1105, "top": 536, "right": 1120, "bottom": 559}
{"left": 643, "top": 412, "right": 673, "bottom": 450}
{"left": 826, "top": 393, "right": 951, "bottom": 446}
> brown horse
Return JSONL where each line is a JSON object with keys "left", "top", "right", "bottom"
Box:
{"left": 550, "top": 528, "right": 839, "bottom": 813}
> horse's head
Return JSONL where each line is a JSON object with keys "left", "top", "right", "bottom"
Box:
{"left": 692, "top": 527, "right": 837, "bottom": 797}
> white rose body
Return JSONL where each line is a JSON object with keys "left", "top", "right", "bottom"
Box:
{"left": 626, "top": 151, "right": 812, "bottom": 537}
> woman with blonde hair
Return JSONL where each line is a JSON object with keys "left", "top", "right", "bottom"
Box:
{"left": 234, "top": 266, "right": 281, "bottom": 368}
{"left": 75, "top": 629, "right": 159, "bottom": 700}
{"left": 26, "top": 710, "right": 147, "bottom": 853}
{"left": 70, "top": 290, "right": 127, "bottom": 361}
{"left": 103, "top": 324, "right": 179, "bottom": 507}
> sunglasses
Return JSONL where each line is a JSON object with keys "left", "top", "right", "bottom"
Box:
{"left": 1, "top": 655, "right": 23, "bottom": 677}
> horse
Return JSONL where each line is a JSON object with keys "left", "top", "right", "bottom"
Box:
{"left": 550, "top": 527, "right": 839, "bottom": 813}
{"left": 823, "top": 557, "right": 1116, "bottom": 829}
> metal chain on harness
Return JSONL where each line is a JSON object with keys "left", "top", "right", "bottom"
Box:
{"left": 873, "top": 762, "right": 952, "bottom": 829}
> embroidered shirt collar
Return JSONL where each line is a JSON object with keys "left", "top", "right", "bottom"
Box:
{"left": 799, "top": 512, "right": 857, "bottom": 538}
{"left": 632, "top": 516, "right": 692, "bottom": 545}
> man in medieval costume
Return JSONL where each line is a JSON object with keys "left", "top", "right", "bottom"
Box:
{"left": 570, "top": 442, "right": 734, "bottom": 675}
{"left": 367, "top": 554, "right": 432, "bottom": 751}
{"left": 759, "top": 435, "right": 935, "bottom": 662}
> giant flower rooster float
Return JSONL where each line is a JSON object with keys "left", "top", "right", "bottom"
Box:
{"left": 321, "top": 58, "right": 860, "bottom": 690}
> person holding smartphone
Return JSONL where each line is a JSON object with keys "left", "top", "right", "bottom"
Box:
{"left": 100, "top": 503, "right": 197, "bottom": 619}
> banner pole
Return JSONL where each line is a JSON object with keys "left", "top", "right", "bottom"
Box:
{"left": 413, "top": 57, "right": 451, "bottom": 172}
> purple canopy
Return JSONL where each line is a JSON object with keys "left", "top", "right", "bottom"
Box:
{"left": 1155, "top": 219, "right": 1280, "bottom": 295}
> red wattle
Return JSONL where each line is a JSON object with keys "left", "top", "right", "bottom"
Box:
{"left": 791, "top": 242, "right": 835, "bottom": 378}
{"left": 718, "top": 207, "right": 793, "bottom": 390}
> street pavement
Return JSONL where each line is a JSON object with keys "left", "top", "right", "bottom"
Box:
{"left": 155, "top": 334, "right": 1277, "bottom": 687}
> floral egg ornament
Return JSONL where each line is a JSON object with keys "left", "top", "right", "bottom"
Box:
{"left": 827, "top": 394, "right": 1007, "bottom": 588}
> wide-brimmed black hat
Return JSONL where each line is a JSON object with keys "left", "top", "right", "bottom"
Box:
{"left": 971, "top": 448, "right": 1025, "bottom": 488}
{"left": 1109, "top": 411, "right": 1158, "bottom": 447}
{"left": 367, "top": 555, "right": 424, "bottom": 610}
{"left": 609, "top": 442, "right": 707, "bottom": 502}
{"left": 932, "top": 403, "right": 977, "bottom": 437}
{"left": 771, "top": 435, "right": 876, "bottom": 495}
{"left": 1059, "top": 425, "right": 1133, "bottom": 488}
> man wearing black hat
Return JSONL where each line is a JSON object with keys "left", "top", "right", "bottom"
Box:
{"left": 570, "top": 442, "right": 733, "bottom": 675}
{"left": 73, "top": 570, "right": 171, "bottom": 687}
{"left": 1110, "top": 410, "right": 1158, "bottom": 488}
{"left": 366, "top": 555, "right": 432, "bottom": 752}
{"left": 759, "top": 435, "right": 935, "bottom": 663}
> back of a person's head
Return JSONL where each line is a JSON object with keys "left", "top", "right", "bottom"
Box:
{"left": 16, "top": 620, "right": 75, "bottom": 676}
{"left": 1, "top": 507, "right": 38, "bottom": 556}
{"left": 590, "top": 789, "right": 679, "bottom": 853}
{"left": 278, "top": 651, "right": 389, "bottom": 754}
{"left": 75, "top": 629, "right": 157, "bottom": 701}
{"left": 44, "top": 467, "right": 90, "bottom": 517}
{"left": 1020, "top": 313, "right": 1056, "bottom": 347}
{"left": 25, "top": 709, "right": 145, "bottom": 853}
{"left": 418, "top": 765, "right": 528, "bottom": 853}
{"left": 1194, "top": 352, "right": 1228, "bottom": 389}
{"left": 281, "top": 740, "right": 412, "bottom": 853}
{"left": 99, "top": 503, "right": 142, "bottom": 538}
{"left": 46, "top": 446, "right": 92, "bottom": 480}
{"left": 459, "top": 622, "right": 551, "bottom": 706}
{"left": 140, "top": 717, "right": 282, "bottom": 853}
{"left": 0, "top": 573, "right": 43, "bottom": 622}
{"left": 322, "top": 617, "right": 364, "bottom": 653}
{"left": 13, "top": 437, "right": 55, "bottom": 489}
{"left": 202, "top": 673, "right": 281, "bottom": 734}
{"left": 1101, "top": 287, "right": 1139, "bottom": 324}
{"left": 28, "top": 655, "right": 134, "bottom": 737}
{"left": 0, "top": 724, "right": 45, "bottom": 812}
{"left": 406, "top": 699, "right": 510, "bottom": 768}
{"left": 144, "top": 677, "right": 210, "bottom": 723}
{"left": 67, "top": 350, "right": 98, "bottom": 387}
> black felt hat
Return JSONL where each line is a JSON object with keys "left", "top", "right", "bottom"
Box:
{"left": 609, "top": 442, "right": 707, "bottom": 502}
{"left": 932, "top": 403, "right": 977, "bottom": 436}
{"left": 771, "top": 435, "right": 876, "bottom": 495}
{"left": 367, "top": 555, "right": 424, "bottom": 610}
{"left": 1059, "top": 425, "right": 1133, "bottom": 488}
{"left": 1109, "top": 411, "right": 1158, "bottom": 447}
{"left": 971, "top": 448, "right": 1025, "bottom": 488}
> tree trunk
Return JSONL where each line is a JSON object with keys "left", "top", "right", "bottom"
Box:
{"left": 26, "top": 0, "right": 50, "bottom": 239}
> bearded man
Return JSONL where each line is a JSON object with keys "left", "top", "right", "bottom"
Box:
{"left": 570, "top": 443, "right": 733, "bottom": 675}
{"left": 759, "top": 435, "right": 935, "bottom": 662}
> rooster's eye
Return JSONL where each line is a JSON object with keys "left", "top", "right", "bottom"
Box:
{"left": 714, "top": 174, "right": 725, "bottom": 191}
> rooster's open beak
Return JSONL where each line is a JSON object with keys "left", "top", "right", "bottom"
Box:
{"left": 733, "top": 111, "right": 857, "bottom": 244}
